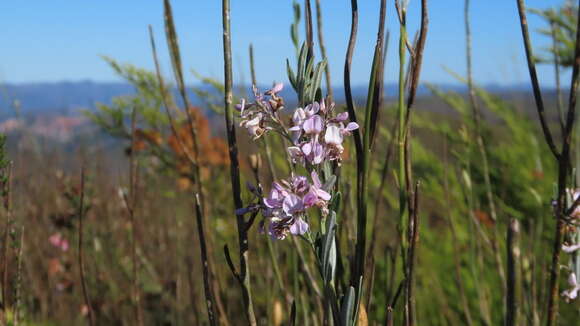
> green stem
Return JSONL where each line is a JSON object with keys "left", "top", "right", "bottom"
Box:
{"left": 222, "top": 0, "right": 256, "bottom": 324}
{"left": 398, "top": 12, "right": 408, "bottom": 247}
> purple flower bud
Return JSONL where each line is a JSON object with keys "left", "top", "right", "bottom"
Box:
{"left": 343, "top": 122, "right": 359, "bottom": 134}
{"left": 304, "top": 102, "right": 320, "bottom": 116}
{"left": 235, "top": 98, "right": 246, "bottom": 112}
{"left": 335, "top": 112, "right": 349, "bottom": 121}
{"left": 271, "top": 82, "right": 284, "bottom": 94}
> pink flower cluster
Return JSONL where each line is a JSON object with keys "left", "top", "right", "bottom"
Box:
{"left": 236, "top": 83, "right": 358, "bottom": 240}
{"left": 262, "top": 172, "right": 331, "bottom": 240}
{"left": 288, "top": 100, "right": 358, "bottom": 165}
{"left": 560, "top": 188, "right": 580, "bottom": 301}
{"left": 236, "top": 83, "right": 285, "bottom": 139}
{"left": 49, "top": 233, "right": 69, "bottom": 252}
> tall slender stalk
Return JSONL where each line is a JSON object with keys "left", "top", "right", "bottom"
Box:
{"left": 515, "top": 0, "right": 560, "bottom": 160}
{"left": 127, "top": 108, "right": 143, "bottom": 326}
{"left": 78, "top": 167, "right": 95, "bottom": 326}
{"left": 163, "top": 0, "right": 204, "bottom": 187}
{"left": 0, "top": 135, "right": 12, "bottom": 325}
{"left": 249, "top": 44, "right": 277, "bottom": 181}
{"left": 12, "top": 227, "right": 23, "bottom": 326}
{"left": 443, "top": 136, "right": 474, "bottom": 326}
{"left": 551, "top": 21, "right": 566, "bottom": 133}
{"left": 194, "top": 194, "right": 218, "bottom": 326}
{"left": 344, "top": 0, "right": 363, "bottom": 158}
{"left": 0, "top": 162, "right": 11, "bottom": 318}
{"left": 506, "top": 219, "right": 520, "bottom": 326}
{"left": 353, "top": 0, "right": 387, "bottom": 307}
{"left": 304, "top": 0, "right": 314, "bottom": 62}
{"left": 314, "top": 0, "right": 333, "bottom": 101}
{"left": 405, "top": 182, "right": 420, "bottom": 326}
{"left": 222, "top": 0, "right": 257, "bottom": 324}
{"left": 465, "top": 0, "right": 506, "bottom": 297}
{"left": 150, "top": 13, "right": 227, "bottom": 323}
{"left": 516, "top": 1, "right": 580, "bottom": 325}
{"left": 396, "top": 0, "right": 409, "bottom": 253}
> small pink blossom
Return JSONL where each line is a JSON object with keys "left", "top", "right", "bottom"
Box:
{"left": 236, "top": 83, "right": 285, "bottom": 139}
{"left": 562, "top": 272, "right": 580, "bottom": 301}
{"left": 240, "top": 113, "right": 265, "bottom": 139}
{"left": 49, "top": 233, "right": 69, "bottom": 252}
{"left": 253, "top": 173, "right": 331, "bottom": 240}
{"left": 562, "top": 243, "right": 580, "bottom": 253}
{"left": 288, "top": 99, "right": 358, "bottom": 165}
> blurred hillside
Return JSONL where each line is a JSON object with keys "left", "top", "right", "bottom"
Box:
{"left": 0, "top": 80, "right": 554, "bottom": 114}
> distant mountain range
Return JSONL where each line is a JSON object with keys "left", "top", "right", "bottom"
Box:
{"left": 0, "top": 80, "right": 552, "bottom": 117}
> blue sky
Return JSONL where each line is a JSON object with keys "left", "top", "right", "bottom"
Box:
{"left": 0, "top": 0, "right": 569, "bottom": 87}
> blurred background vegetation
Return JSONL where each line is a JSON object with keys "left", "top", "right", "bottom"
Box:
{"left": 1, "top": 0, "right": 579, "bottom": 325}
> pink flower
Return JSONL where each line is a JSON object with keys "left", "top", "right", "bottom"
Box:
{"left": 268, "top": 216, "right": 309, "bottom": 240}
{"left": 324, "top": 122, "right": 359, "bottom": 161}
{"left": 240, "top": 113, "right": 265, "bottom": 139}
{"left": 301, "top": 138, "right": 325, "bottom": 164}
{"left": 567, "top": 188, "right": 580, "bottom": 218}
{"left": 288, "top": 99, "right": 358, "bottom": 165}
{"left": 236, "top": 83, "right": 286, "bottom": 139}
{"left": 562, "top": 243, "right": 580, "bottom": 253}
{"left": 49, "top": 233, "right": 69, "bottom": 252}
{"left": 264, "top": 182, "right": 288, "bottom": 208}
{"left": 265, "top": 82, "right": 284, "bottom": 95}
{"left": 562, "top": 272, "right": 580, "bottom": 301}
{"left": 304, "top": 171, "right": 331, "bottom": 211}
{"left": 256, "top": 173, "right": 331, "bottom": 240}
{"left": 303, "top": 115, "right": 324, "bottom": 135}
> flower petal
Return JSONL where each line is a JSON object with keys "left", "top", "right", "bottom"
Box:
{"left": 289, "top": 218, "right": 309, "bottom": 235}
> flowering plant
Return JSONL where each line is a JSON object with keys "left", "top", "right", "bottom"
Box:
{"left": 237, "top": 83, "right": 357, "bottom": 242}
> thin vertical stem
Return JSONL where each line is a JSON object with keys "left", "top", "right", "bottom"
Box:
{"left": 405, "top": 0, "right": 428, "bottom": 111}
{"left": 516, "top": 1, "right": 580, "bottom": 325}
{"left": 1, "top": 163, "right": 11, "bottom": 316}
{"left": 397, "top": 0, "right": 408, "bottom": 250}
{"left": 194, "top": 194, "right": 218, "bottom": 326}
{"left": 354, "top": 0, "right": 386, "bottom": 307}
{"left": 78, "top": 167, "right": 95, "bottom": 326}
{"left": 551, "top": 21, "right": 566, "bottom": 133}
{"left": 249, "top": 44, "right": 277, "bottom": 180}
{"left": 305, "top": 0, "right": 314, "bottom": 62}
{"left": 465, "top": 0, "right": 498, "bottom": 223}
{"left": 515, "top": 0, "right": 560, "bottom": 160}
{"left": 163, "top": 0, "right": 204, "bottom": 188}
{"left": 127, "top": 108, "right": 143, "bottom": 326}
{"left": 506, "top": 219, "right": 520, "bottom": 326}
{"left": 406, "top": 182, "right": 420, "bottom": 326}
{"left": 315, "top": 0, "right": 333, "bottom": 101}
{"left": 465, "top": 0, "right": 506, "bottom": 295}
{"left": 344, "top": 0, "right": 363, "bottom": 157}
{"left": 222, "top": 0, "right": 257, "bottom": 324}
{"left": 443, "top": 136, "right": 474, "bottom": 326}
{"left": 12, "top": 227, "right": 23, "bottom": 326}
{"left": 547, "top": 2, "right": 580, "bottom": 322}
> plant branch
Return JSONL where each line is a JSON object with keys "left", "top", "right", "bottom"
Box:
{"left": 222, "top": 0, "right": 257, "bottom": 324}
{"left": 516, "top": 0, "right": 560, "bottom": 159}
{"left": 315, "top": 0, "right": 333, "bottom": 101}
{"left": 344, "top": 0, "right": 364, "bottom": 157}
{"left": 194, "top": 194, "right": 218, "bottom": 326}
{"left": 78, "top": 167, "right": 95, "bottom": 326}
